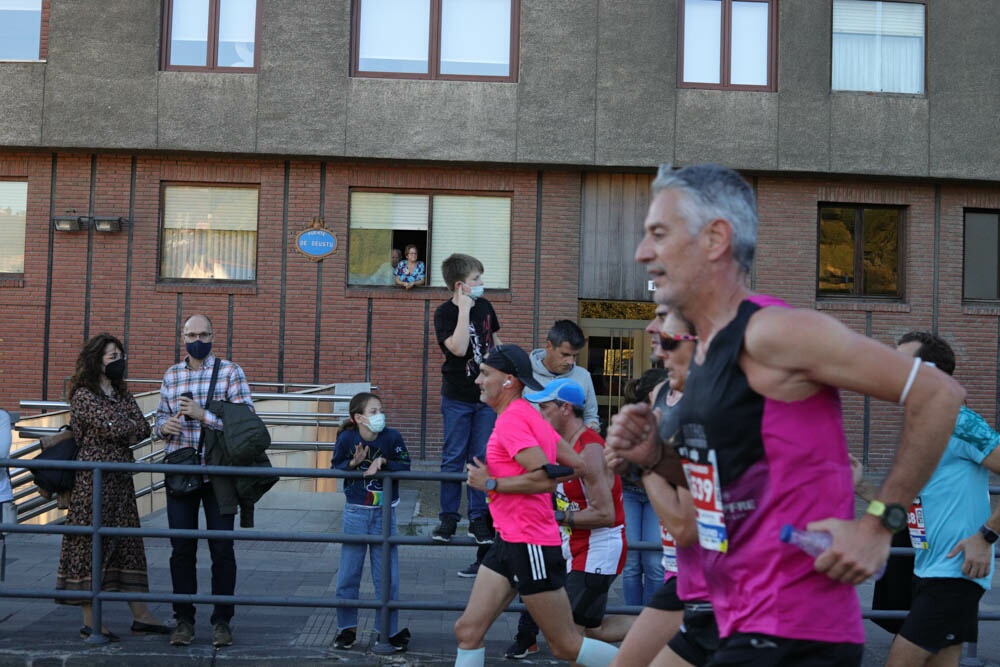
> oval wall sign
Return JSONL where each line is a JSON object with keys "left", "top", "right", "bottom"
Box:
{"left": 295, "top": 218, "right": 337, "bottom": 262}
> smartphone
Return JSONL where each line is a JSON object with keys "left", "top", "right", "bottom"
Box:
{"left": 541, "top": 463, "right": 574, "bottom": 479}
{"left": 180, "top": 391, "right": 194, "bottom": 421}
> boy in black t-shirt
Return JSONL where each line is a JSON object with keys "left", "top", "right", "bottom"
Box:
{"left": 432, "top": 254, "right": 501, "bottom": 552}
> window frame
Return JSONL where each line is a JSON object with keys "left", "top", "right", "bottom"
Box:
{"left": 0, "top": 0, "right": 47, "bottom": 62}
{"left": 346, "top": 187, "right": 513, "bottom": 289}
{"left": 350, "top": 0, "right": 520, "bottom": 82}
{"left": 156, "top": 181, "right": 260, "bottom": 286}
{"left": 160, "top": 0, "right": 261, "bottom": 73}
{"left": 962, "top": 208, "right": 1000, "bottom": 303}
{"left": 677, "top": 0, "right": 778, "bottom": 92}
{"left": 830, "top": 0, "right": 927, "bottom": 96}
{"left": 0, "top": 178, "right": 28, "bottom": 279}
{"left": 816, "top": 202, "right": 905, "bottom": 300}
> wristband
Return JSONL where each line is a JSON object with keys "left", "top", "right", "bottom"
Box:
{"left": 980, "top": 524, "right": 1000, "bottom": 544}
{"left": 641, "top": 444, "right": 665, "bottom": 474}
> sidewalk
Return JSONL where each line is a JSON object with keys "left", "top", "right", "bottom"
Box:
{"left": 0, "top": 482, "right": 997, "bottom": 666}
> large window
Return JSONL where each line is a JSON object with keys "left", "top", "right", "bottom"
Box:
{"left": 160, "top": 185, "right": 258, "bottom": 281}
{"left": 964, "top": 210, "right": 1000, "bottom": 301}
{"left": 832, "top": 0, "right": 925, "bottom": 94}
{"left": 818, "top": 204, "right": 902, "bottom": 297}
{"left": 348, "top": 191, "right": 511, "bottom": 288}
{"left": 352, "top": 0, "right": 518, "bottom": 81}
{"left": 162, "top": 0, "right": 258, "bottom": 71}
{"left": 0, "top": 181, "right": 27, "bottom": 275}
{"left": 0, "top": 0, "right": 42, "bottom": 61}
{"left": 679, "top": 0, "right": 776, "bottom": 91}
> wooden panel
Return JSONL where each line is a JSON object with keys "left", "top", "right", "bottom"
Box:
{"left": 580, "top": 172, "right": 654, "bottom": 300}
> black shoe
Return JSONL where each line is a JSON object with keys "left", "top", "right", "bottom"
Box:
{"left": 170, "top": 619, "right": 195, "bottom": 646}
{"left": 80, "top": 626, "right": 121, "bottom": 642}
{"left": 432, "top": 515, "right": 458, "bottom": 542}
{"left": 468, "top": 516, "right": 495, "bottom": 545}
{"left": 457, "top": 561, "right": 481, "bottom": 578}
{"left": 504, "top": 632, "right": 539, "bottom": 659}
{"left": 333, "top": 627, "right": 356, "bottom": 650}
{"left": 131, "top": 620, "right": 172, "bottom": 635}
{"left": 386, "top": 627, "right": 410, "bottom": 652}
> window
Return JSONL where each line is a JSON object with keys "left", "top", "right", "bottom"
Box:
{"left": 818, "top": 205, "right": 902, "bottom": 297}
{"left": 832, "top": 0, "right": 925, "bottom": 94}
{"left": 0, "top": 181, "right": 27, "bottom": 275}
{"left": 352, "top": 0, "right": 518, "bottom": 81}
{"left": 679, "top": 0, "right": 776, "bottom": 91}
{"left": 348, "top": 191, "right": 511, "bottom": 288}
{"left": 162, "top": 0, "right": 258, "bottom": 71}
{"left": 0, "top": 0, "right": 42, "bottom": 61}
{"left": 160, "top": 185, "right": 258, "bottom": 281}
{"left": 964, "top": 210, "right": 1000, "bottom": 300}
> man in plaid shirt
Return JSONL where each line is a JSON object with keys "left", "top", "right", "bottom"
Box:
{"left": 154, "top": 314, "right": 253, "bottom": 649}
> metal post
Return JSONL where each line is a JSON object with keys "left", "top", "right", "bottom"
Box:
{"left": 371, "top": 474, "right": 395, "bottom": 655}
{"left": 85, "top": 467, "right": 108, "bottom": 644}
{"left": 960, "top": 641, "right": 982, "bottom": 667}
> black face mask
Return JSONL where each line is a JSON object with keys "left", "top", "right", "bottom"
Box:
{"left": 104, "top": 357, "right": 127, "bottom": 381}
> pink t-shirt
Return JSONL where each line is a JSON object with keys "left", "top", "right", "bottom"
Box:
{"left": 486, "top": 399, "right": 563, "bottom": 546}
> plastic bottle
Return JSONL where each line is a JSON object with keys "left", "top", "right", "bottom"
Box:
{"left": 779, "top": 525, "right": 886, "bottom": 580}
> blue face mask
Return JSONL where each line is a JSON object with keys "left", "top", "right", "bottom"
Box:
{"left": 467, "top": 284, "right": 485, "bottom": 300}
{"left": 366, "top": 413, "right": 386, "bottom": 433}
{"left": 186, "top": 340, "right": 213, "bottom": 360}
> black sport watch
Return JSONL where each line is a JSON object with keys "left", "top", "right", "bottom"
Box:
{"left": 485, "top": 478, "right": 498, "bottom": 492}
{"left": 865, "top": 500, "right": 908, "bottom": 534}
{"left": 980, "top": 524, "right": 1000, "bottom": 544}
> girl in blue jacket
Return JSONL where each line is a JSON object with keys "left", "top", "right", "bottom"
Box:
{"left": 331, "top": 392, "right": 411, "bottom": 652}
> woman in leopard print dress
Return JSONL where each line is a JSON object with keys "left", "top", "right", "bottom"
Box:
{"left": 56, "top": 333, "right": 168, "bottom": 639}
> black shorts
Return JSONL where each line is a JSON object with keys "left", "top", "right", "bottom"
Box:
{"left": 899, "top": 576, "right": 985, "bottom": 652}
{"left": 481, "top": 534, "right": 566, "bottom": 596}
{"left": 667, "top": 602, "right": 719, "bottom": 667}
{"left": 646, "top": 576, "right": 684, "bottom": 612}
{"left": 706, "top": 633, "right": 863, "bottom": 667}
{"left": 565, "top": 571, "right": 616, "bottom": 628}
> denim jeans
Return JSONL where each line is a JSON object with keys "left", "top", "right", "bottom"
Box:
{"left": 336, "top": 504, "right": 399, "bottom": 635}
{"left": 439, "top": 396, "right": 496, "bottom": 521}
{"left": 622, "top": 484, "right": 665, "bottom": 606}
{"left": 166, "top": 482, "right": 236, "bottom": 625}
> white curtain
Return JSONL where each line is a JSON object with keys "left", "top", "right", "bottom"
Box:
{"left": 0, "top": 181, "right": 26, "bottom": 273}
{"left": 833, "top": 0, "right": 924, "bottom": 94}
{"left": 429, "top": 196, "right": 510, "bottom": 288}
{"left": 161, "top": 186, "right": 258, "bottom": 280}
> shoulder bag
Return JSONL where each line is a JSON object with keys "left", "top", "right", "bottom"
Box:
{"left": 163, "top": 360, "right": 220, "bottom": 497}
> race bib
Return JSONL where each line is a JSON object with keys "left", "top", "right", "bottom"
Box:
{"left": 908, "top": 496, "right": 928, "bottom": 550}
{"left": 661, "top": 525, "right": 678, "bottom": 573}
{"left": 682, "top": 450, "right": 728, "bottom": 553}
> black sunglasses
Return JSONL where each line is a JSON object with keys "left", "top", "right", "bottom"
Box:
{"left": 659, "top": 332, "right": 698, "bottom": 352}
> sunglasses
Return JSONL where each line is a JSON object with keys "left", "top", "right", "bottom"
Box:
{"left": 659, "top": 332, "right": 697, "bottom": 352}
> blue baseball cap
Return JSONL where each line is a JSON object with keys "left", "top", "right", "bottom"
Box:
{"left": 524, "top": 378, "right": 586, "bottom": 408}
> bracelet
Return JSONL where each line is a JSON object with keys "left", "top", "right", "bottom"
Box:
{"left": 641, "top": 444, "right": 665, "bottom": 474}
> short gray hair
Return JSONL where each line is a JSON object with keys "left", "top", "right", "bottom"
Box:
{"left": 652, "top": 163, "right": 757, "bottom": 273}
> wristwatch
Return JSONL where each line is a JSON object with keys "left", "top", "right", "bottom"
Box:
{"left": 554, "top": 510, "right": 566, "bottom": 524}
{"left": 485, "top": 478, "right": 498, "bottom": 492}
{"left": 865, "top": 500, "right": 908, "bottom": 533}
{"left": 980, "top": 524, "right": 1000, "bottom": 544}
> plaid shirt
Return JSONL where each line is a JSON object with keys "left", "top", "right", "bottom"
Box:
{"left": 154, "top": 353, "right": 254, "bottom": 454}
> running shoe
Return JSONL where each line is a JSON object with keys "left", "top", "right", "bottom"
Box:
{"left": 432, "top": 515, "right": 458, "bottom": 542}
{"left": 504, "top": 632, "right": 539, "bottom": 659}
{"left": 457, "top": 561, "right": 480, "bottom": 578}
{"left": 333, "top": 627, "right": 356, "bottom": 650}
{"left": 468, "top": 516, "right": 495, "bottom": 545}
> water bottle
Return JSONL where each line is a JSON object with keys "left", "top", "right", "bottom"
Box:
{"left": 780, "top": 525, "right": 885, "bottom": 580}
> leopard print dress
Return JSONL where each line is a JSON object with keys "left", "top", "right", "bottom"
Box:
{"left": 56, "top": 386, "right": 152, "bottom": 603}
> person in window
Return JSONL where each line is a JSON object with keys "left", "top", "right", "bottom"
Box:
{"left": 56, "top": 333, "right": 168, "bottom": 641}
{"left": 369, "top": 248, "right": 402, "bottom": 285}
{"left": 394, "top": 244, "right": 426, "bottom": 290}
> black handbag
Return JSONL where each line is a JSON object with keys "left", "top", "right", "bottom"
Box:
{"left": 163, "top": 360, "right": 220, "bottom": 497}
{"left": 29, "top": 428, "right": 78, "bottom": 494}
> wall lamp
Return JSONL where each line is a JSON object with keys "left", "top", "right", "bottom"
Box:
{"left": 92, "top": 216, "right": 128, "bottom": 233}
{"left": 51, "top": 215, "right": 89, "bottom": 232}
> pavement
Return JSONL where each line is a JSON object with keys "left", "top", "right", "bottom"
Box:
{"left": 0, "top": 469, "right": 998, "bottom": 666}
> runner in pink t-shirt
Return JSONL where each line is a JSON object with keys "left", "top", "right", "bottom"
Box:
{"left": 453, "top": 345, "right": 619, "bottom": 667}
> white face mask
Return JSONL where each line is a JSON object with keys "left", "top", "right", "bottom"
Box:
{"left": 467, "top": 284, "right": 485, "bottom": 300}
{"left": 366, "top": 413, "right": 386, "bottom": 433}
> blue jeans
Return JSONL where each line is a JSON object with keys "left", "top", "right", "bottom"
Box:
{"left": 439, "top": 396, "right": 496, "bottom": 521}
{"left": 166, "top": 482, "right": 236, "bottom": 625}
{"left": 622, "top": 484, "right": 664, "bottom": 606}
{"left": 336, "top": 504, "right": 399, "bottom": 635}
